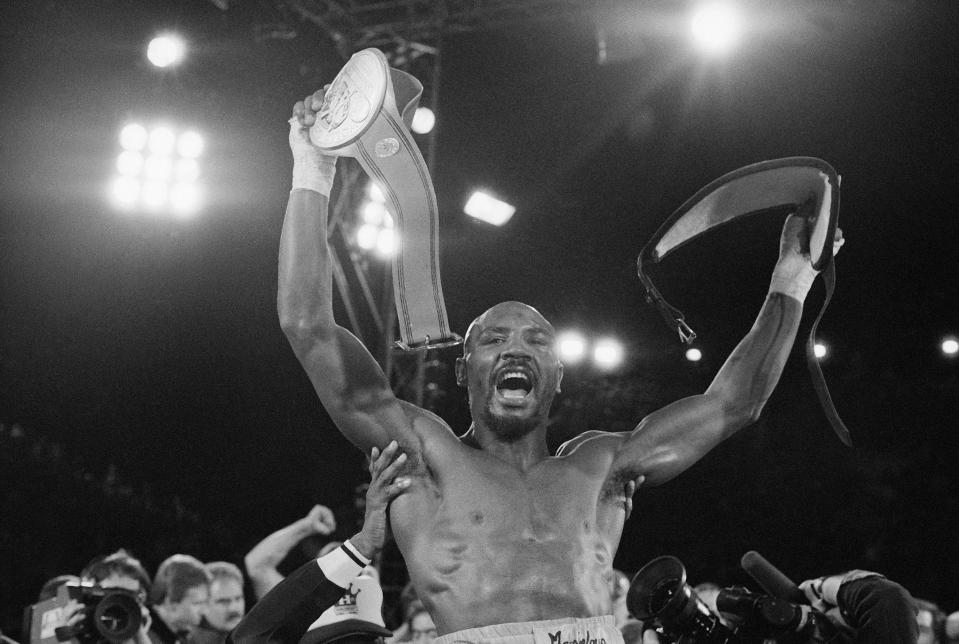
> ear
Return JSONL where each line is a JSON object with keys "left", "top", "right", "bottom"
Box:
{"left": 555, "top": 361, "right": 564, "bottom": 393}
{"left": 454, "top": 356, "right": 467, "bottom": 387}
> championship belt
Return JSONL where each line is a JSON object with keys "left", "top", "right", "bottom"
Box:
{"left": 637, "top": 157, "right": 851, "bottom": 446}
{"left": 310, "top": 48, "right": 461, "bottom": 351}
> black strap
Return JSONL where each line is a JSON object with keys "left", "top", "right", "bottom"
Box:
{"left": 804, "top": 261, "right": 853, "bottom": 446}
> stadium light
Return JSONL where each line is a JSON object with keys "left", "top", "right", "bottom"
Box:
{"left": 557, "top": 331, "right": 588, "bottom": 365}
{"left": 593, "top": 338, "right": 624, "bottom": 371}
{"left": 108, "top": 121, "right": 204, "bottom": 217}
{"left": 814, "top": 342, "right": 828, "bottom": 359}
{"left": 690, "top": 2, "right": 741, "bottom": 56}
{"left": 942, "top": 337, "right": 959, "bottom": 357}
{"left": 354, "top": 181, "right": 397, "bottom": 258}
{"left": 464, "top": 190, "right": 515, "bottom": 226}
{"left": 411, "top": 107, "right": 435, "bottom": 134}
{"left": 147, "top": 34, "right": 186, "bottom": 68}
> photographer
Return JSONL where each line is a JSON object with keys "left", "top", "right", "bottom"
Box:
{"left": 47, "top": 550, "right": 153, "bottom": 644}
{"left": 637, "top": 565, "right": 918, "bottom": 643}
{"left": 799, "top": 570, "right": 918, "bottom": 642}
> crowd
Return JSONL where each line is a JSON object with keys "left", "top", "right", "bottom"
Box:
{"left": 11, "top": 441, "right": 959, "bottom": 644}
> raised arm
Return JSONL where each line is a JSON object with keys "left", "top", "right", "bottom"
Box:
{"left": 612, "top": 214, "right": 844, "bottom": 486}
{"left": 278, "top": 91, "right": 442, "bottom": 455}
{"left": 244, "top": 504, "right": 337, "bottom": 600}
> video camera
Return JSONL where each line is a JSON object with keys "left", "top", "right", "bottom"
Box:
{"left": 626, "top": 552, "right": 836, "bottom": 643}
{"left": 24, "top": 583, "right": 144, "bottom": 644}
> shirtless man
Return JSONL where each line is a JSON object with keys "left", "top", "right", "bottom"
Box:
{"left": 279, "top": 89, "right": 843, "bottom": 644}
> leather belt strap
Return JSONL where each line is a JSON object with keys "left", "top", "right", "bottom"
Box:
{"left": 310, "top": 48, "right": 461, "bottom": 351}
{"left": 637, "top": 157, "right": 852, "bottom": 446}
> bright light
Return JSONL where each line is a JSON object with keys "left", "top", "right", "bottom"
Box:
{"left": 943, "top": 338, "right": 959, "bottom": 356}
{"left": 141, "top": 181, "right": 168, "bottom": 211}
{"left": 148, "top": 126, "right": 176, "bottom": 155}
{"left": 814, "top": 343, "right": 828, "bottom": 359}
{"left": 119, "top": 123, "right": 148, "bottom": 151}
{"left": 147, "top": 34, "right": 186, "bottom": 68}
{"left": 116, "top": 151, "right": 144, "bottom": 176}
{"left": 356, "top": 224, "right": 378, "bottom": 250}
{"left": 685, "top": 347, "right": 702, "bottom": 362}
{"left": 411, "top": 107, "right": 435, "bottom": 134}
{"left": 169, "top": 183, "right": 201, "bottom": 216}
{"left": 593, "top": 338, "right": 624, "bottom": 370}
{"left": 690, "top": 3, "right": 741, "bottom": 55}
{"left": 110, "top": 177, "right": 140, "bottom": 208}
{"left": 177, "top": 131, "right": 204, "bottom": 158}
{"left": 375, "top": 228, "right": 397, "bottom": 257}
{"left": 362, "top": 201, "right": 388, "bottom": 225}
{"left": 557, "top": 331, "right": 587, "bottom": 364}
{"left": 109, "top": 121, "right": 204, "bottom": 217}
{"left": 464, "top": 190, "right": 516, "bottom": 226}
{"left": 368, "top": 182, "right": 386, "bottom": 203}
{"left": 144, "top": 155, "right": 173, "bottom": 180}
{"left": 175, "top": 158, "right": 200, "bottom": 182}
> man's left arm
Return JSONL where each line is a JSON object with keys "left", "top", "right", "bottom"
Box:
{"left": 612, "top": 214, "right": 843, "bottom": 486}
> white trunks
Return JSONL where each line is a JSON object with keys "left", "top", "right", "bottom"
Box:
{"left": 432, "top": 616, "right": 624, "bottom": 644}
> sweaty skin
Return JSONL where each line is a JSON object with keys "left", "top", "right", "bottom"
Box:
{"left": 279, "top": 89, "right": 841, "bottom": 635}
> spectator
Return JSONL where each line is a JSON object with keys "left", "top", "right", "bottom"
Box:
{"left": 406, "top": 608, "right": 436, "bottom": 644}
{"left": 45, "top": 550, "right": 153, "bottom": 644}
{"left": 244, "top": 504, "right": 337, "bottom": 600}
{"left": 610, "top": 570, "right": 631, "bottom": 629}
{"left": 916, "top": 598, "right": 946, "bottom": 644}
{"left": 386, "top": 581, "right": 425, "bottom": 643}
{"left": 83, "top": 549, "right": 152, "bottom": 599}
{"left": 944, "top": 611, "right": 959, "bottom": 643}
{"left": 149, "top": 554, "right": 212, "bottom": 644}
{"left": 190, "top": 561, "right": 245, "bottom": 644}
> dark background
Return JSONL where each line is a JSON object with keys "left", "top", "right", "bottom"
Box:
{"left": 2, "top": 0, "right": 958, "bottom": 634}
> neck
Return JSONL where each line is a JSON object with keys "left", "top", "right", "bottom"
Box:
{"left": 463, "top": 422, "right": 550, "bottom": 471}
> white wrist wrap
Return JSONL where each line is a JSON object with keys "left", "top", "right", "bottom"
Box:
{"left": 292, "top": 157, "right": 335, "bottom": 197}
{"left": 316, "top": 540, "right": 369, "bottom": 589}
{"left": 769, "top": 264, "right": 817, "bottom": 302}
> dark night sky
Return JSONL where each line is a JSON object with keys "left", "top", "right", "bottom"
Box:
{"left": 2, "top": 0, "right": 959, "bottom": 626}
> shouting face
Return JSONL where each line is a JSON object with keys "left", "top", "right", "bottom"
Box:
{"left": 456, "top": 302, "right": 563, "bottom": 439}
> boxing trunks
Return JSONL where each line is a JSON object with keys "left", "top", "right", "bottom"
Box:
{"left": 432, "top": 616, "right": 624, "bottom": 644}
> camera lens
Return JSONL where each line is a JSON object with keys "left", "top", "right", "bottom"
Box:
{"left": 93, "top": 592, "right": 141, "bottom": 642}
{"left": 648, "top": 577, "right": 683, "bottom": 615}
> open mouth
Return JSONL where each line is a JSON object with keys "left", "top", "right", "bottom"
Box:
{"left": 495, "top": 370, "right": 533, "bottom": 399}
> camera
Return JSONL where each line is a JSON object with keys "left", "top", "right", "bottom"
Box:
{"left": 24, "top": 583, "right": 144, "bottom": 644}
{"left": 626, "top": 555, "right": 826, "bottom": 643}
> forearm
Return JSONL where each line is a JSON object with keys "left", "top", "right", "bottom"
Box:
{"left": 233, "top": 559, "right": 349, "bottom": 644}
{"left": 245, "top": 518, "right": 316, "bottom": 576}
{"left": 277, "top": 188, "right": 336, "bottom": 335}
{"left": 705, "top": 291, "right": 804, "bottom": 425}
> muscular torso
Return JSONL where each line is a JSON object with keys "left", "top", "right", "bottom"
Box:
{"left": 389, "top": 413, "right": 632, "bottom": 635}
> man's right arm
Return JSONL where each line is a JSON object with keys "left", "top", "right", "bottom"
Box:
{"left": 244, "top": 504, "right": 337, "bottom": 600}
{"left": 278, "top": 92, "right": 436, "bottom": 454}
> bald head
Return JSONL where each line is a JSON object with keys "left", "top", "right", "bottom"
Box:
{"left": 463, "top": 301, "right": 553, "bottom": 354}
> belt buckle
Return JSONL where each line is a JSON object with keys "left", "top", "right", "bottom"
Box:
{"left": 393, "top": 333, "right": 464, "bottom": 353}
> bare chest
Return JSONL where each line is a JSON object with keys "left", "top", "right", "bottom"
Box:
{"left": 391, "top": 455, "right": 626, "bottom": 552}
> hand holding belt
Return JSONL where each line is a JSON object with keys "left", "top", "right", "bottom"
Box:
{"left": 310, "top": 48, "right": 461, "bottom": 351}
{"left": 637, "top": 157, "right": 851, "bottom": 446}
